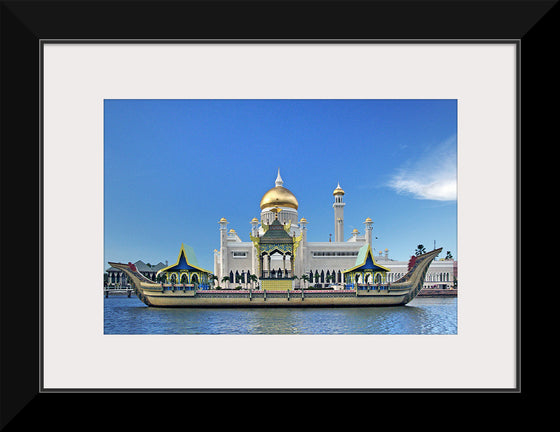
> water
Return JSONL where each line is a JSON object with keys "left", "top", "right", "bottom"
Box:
{"left": 104, "top": 295, "right": 457, "bottom": 335}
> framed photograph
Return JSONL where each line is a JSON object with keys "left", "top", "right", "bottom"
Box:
{"left": 1, "top": 0, "right": 548, "bottom": 423}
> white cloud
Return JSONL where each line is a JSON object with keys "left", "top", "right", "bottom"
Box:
{"left": 387, "top": 136, "right": 457, "bottom": 201}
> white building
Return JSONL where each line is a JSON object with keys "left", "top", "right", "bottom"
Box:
{"left": 214, "top": 170, "right": 455, "bottom": 289}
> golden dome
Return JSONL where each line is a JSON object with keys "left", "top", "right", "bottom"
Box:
{"left": 251, "top": 217, "right": 259, "bottom": 223}
{"left": 364, "top": 217, "right": 373, "bottom": 223}
{"left": 299, "top": 217, "right": 307, "bottom": 223}
{"left": 352, "top": 228, "right": 359, "bottom": 233}
{"left": 260, "top": 186, "right": 299, "bottom": 210}
{"left": 219, "top": 217, "right": 228, "bottom": 223}
{"left": 260, "top": 169, "right": 298, "bottom": 210}
{"left": 333, "top": 183, "right": 345, "bottom": 196}
{"left": 229, "top": 229, "right": 236, "bottom": 233}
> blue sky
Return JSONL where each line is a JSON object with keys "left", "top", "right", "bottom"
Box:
{"left": 104, "top": 99, "right": 457, "bottom": 272}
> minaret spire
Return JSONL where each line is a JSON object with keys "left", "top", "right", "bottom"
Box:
{"left": 275, "top": 168, "right": 283, "bottom": 187}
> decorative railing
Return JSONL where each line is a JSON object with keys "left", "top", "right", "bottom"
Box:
{"left": 195, "top": 289, "right": 358, "bottom": 299}
{"left": 357, "top": 284, "right": 390, "bottom": 290}
{"left": 261, "top": 271, "right": 294, "bottom": 279}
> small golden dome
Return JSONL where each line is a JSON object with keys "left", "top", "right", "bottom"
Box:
{"left": 352, "top": 228, "right": 359, "bottom": 233}
{"left": 333, "top": 182, "right": 345, "bottom": 196}
{"left": 299, "top": 217, "right": 307, "bottom": 223}
{"left": 251, "top": 217, "right": 259, "bottom": 223}
{"left": 219, "top": 217, "right": 228, "bottom": 223}
{"left": 229, "top": 229, "right": 236, "bottom": 233}
{"left": 364, "top": 217, "right": 373, "bottom": 223}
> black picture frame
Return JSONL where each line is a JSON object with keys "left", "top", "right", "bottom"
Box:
{"left": 1, "top": 0, "right": 552, "bottom": 427}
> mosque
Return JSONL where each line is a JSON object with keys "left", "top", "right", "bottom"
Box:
{"left": 213, "top": 170, "right": 456, "bottom": 291}
{"left": 106, "top": 169, "right": 456, "bottom": 291}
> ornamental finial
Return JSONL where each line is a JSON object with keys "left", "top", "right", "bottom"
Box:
{"left": 275, "top": 168, "right": 283, "bottom": 187}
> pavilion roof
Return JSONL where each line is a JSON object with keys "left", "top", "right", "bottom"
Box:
{"left": 157, "top": 244, "right": 211, "bottom": 274}
{"left": 260, "top": 218, "right": 293, "bottom": 243}
{"left": 343, "top": 244, "right": 391, "bottom": 273}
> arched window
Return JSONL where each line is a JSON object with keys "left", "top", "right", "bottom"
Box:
{"left": 320, "top": 270, "right": 325, "bottom": 283}
{"left": 337, "top": 270, "right": 342, "bottom": 283}
{"left": 229, "top": 271, "right": 234, "bottom": 283}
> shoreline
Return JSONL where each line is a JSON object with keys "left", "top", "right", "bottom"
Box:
{"left": 417, "top": 288, "right": 457, "bottom": 297}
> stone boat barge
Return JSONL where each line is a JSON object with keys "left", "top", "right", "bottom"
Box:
{"left": 109, "top": 247, "right": 442, "bottom": 307}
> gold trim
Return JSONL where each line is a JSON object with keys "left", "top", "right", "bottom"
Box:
{"left": 283, "top": 219, "right": 292, "bottom": 232}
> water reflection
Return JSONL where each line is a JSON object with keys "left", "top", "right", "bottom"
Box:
{"left": 104, "top": 296, "right": 457, "bottom": 335}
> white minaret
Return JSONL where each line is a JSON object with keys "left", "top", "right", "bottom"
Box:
{"left": 218, "top": 217, "right": 229, "bottom": 281}
{"left": 333, "top": 183, "right": 345, "bottom": 242}
{"left": 364, "top": 217, "right": 373, "bottom": 246}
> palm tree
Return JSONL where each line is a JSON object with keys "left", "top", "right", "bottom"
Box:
{"left": 209, "top": 274, "right": 218, "bottom": 288}
{"left": 249, "top": 274, "right": 258, "bottom": 289}
{"left": 221, "top": 276, "right": 230, "bottom": 288}
{"left": 415, "top": 244, "right": 426, "bottom": 256}
{"left": 300, "top": 274, "right": 309, "bottom": 289}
